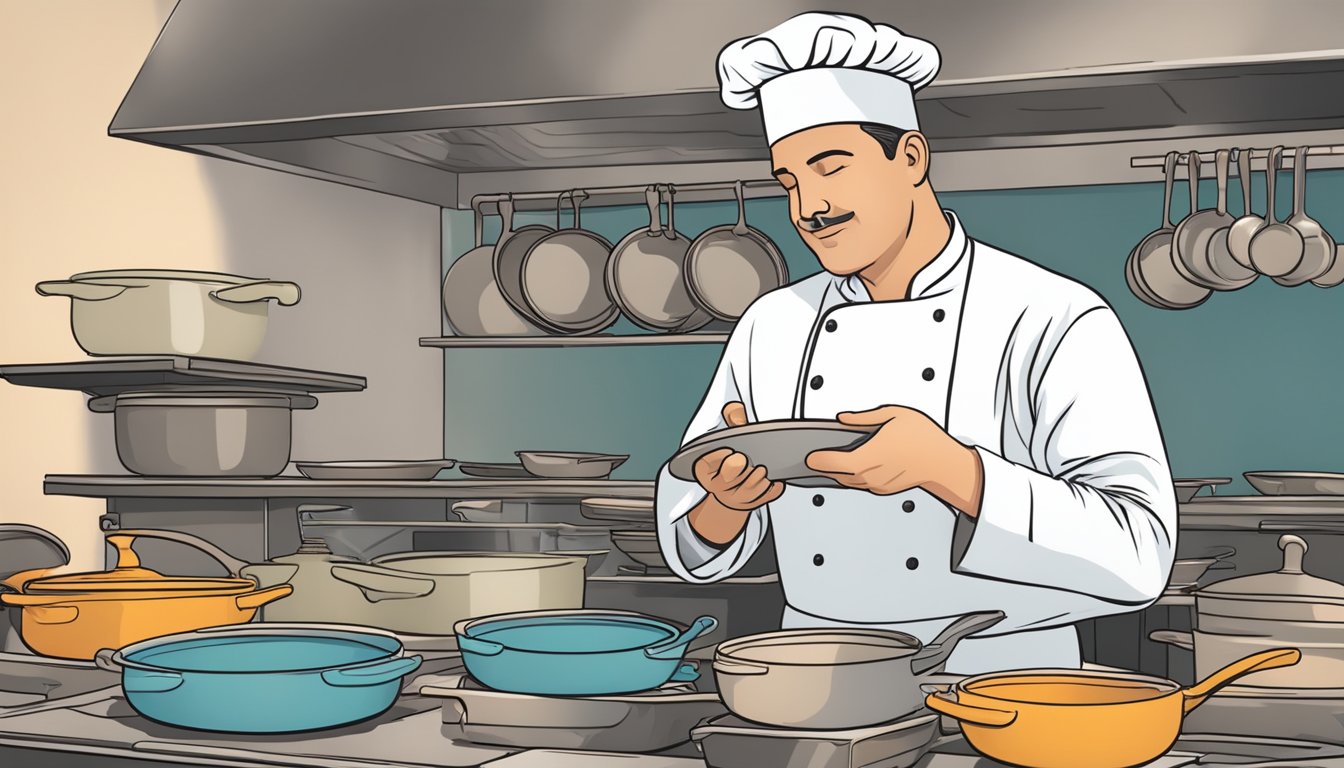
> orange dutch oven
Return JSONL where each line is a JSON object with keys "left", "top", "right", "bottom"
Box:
{"left": 0, "top": 530, "right": 292, "bottom": 660}
{"left": 924, "top": 647, "right": 1300, "bottom": 768}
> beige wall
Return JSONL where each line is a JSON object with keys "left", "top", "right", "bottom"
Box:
{"left": 0, "top": 1, "right": 443, "bottom": 570}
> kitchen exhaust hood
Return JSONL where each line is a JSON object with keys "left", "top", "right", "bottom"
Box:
{"left": 110, "top": 0, "right": 1344, "bottom": 207}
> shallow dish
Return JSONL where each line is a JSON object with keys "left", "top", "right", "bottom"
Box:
{"left": 517, "top": 451, "right": 628, "bottom": 479}
{"left": 295, "top": 460, "right": 455, "bottom": 480}
{"left": 580, "top": 497, "right": 655, "bottom": 525}
{"left": 458, "top": 461, "right": 531, "bottom": 479}
{"left": 668, "top": 420, "right": 877, "bottom": 486}
{"left": 610, "top": 530, "right": 665, "bottom": 570}
{"left": 1245, "top": 471, "right": 1344, "bottom": 496}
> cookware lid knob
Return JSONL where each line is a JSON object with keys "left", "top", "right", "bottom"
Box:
{"left": 1201, "top": 532, "right": 1344, "bottom": 602}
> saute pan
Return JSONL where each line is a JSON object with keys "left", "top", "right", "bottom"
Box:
{"left": 684, "top": 180, "right": 788, "bottom": 321}
{"left": 924, "top": 648, "right": 1300, "bottom": 768}
{"left": 712, "top": 610, "right": 1005, "bottom": 729}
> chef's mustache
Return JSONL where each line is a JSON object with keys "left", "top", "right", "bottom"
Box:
{"left": 798, "top": 210, "right": 856, "bottom": 232}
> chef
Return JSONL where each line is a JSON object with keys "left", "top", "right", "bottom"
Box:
{"left": 655, "top": 11, "right": 1177, "bottom": 674}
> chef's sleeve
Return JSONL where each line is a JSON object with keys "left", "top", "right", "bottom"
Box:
{"left": 951, "top": 304, "right": 1176, "bottom": 606}
{"left": 655, "top": 314, "right": 771, "bottom": 584}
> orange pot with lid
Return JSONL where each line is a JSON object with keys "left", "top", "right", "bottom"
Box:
{"left": 0, "top": 529, "right": 292, "bottom": 660}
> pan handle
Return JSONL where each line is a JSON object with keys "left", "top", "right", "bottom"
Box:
{"left": 570, "top": 189, "right": 589, "bottom": 231}
{"left": 663, "top": 184, "right": 679, "bottom": 239}
{"left": 1182, "top": 648, "right": 1300, "bottom": 714}
{"left": 731, "top": 180, "right": 749, "bottom": 236}
{"left": 1260, "top": 520, "right": 1344, "bottom": 535}
{"left": 35, "top": 281, "right": 136, "bottom": 301}
{"left": 645, "top": 616, "right": 717, "bottom": 659}
{"left": 234, "top": 584, "right": 294, "bottom": 610}
{"left": 110, "top": 529, "right": 253, "bottom": 577}
{"left": 321, "top": 655, "right": 423, "bottom": 688}
{"left": 922, "top": 691, "right": 1017, "bottom": 728}
{"left": 456, "top": 635, "right": 505, "bottom": 657}
{"left": 329, "top": 564, "right": 437, "bottom": 602}
{"left": 645, "top": 185, "right": 663, "bottom": 236}
{"left": 211, "top": 280, "right": 301, "bottom": 306}
{"left": 1149, "top": 629, "right": 1195, "bottom": 651}
{"left": 909, "top": 610, "right": 1006, "bottom": 676}
{"left": 670, "top": 662, "right": 700, "bottom": 683}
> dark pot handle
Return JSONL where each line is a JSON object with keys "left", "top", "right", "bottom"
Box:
{"left": 909, "top": 610, "right": 1006, "bottom": 676}
{"left": 321, "top": 655, "right": 423, "bottom": 688}
{"left": 645, "top": 616, "right": 718, "bottom": 660}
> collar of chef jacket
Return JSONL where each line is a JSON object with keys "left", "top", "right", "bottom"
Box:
{"left": 833, "top": 209, "right": 970, "bottom": 303}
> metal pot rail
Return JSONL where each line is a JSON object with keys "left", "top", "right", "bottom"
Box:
{"left": 1131, "top": 145, "right": 1344, "bottom": 170}
{"left": 470, "top": 179, "right": 784, "bottom": 218}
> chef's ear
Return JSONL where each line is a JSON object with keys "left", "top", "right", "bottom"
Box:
{"left": 899, "top": 131, "right": 932, "bottom": 188}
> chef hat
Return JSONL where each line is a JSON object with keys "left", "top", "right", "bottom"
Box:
{"left": 717, "top": 12, "right": 941, "bottom": 145}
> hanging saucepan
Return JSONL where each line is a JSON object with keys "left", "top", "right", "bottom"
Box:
{"left": 96, "top": 623, "right": 422, "bottom": 733}
{"left": 456, "top": 609, "right": 717, "bottom": 695}
{"left": 712, "top": 610, "right": 1005, "bottom": 729}
{"left": 607, "top": 185, "right": 712, "bottom": 332}
{"left": 492, "top": 194, "right": 555, "bottom": 329}
{"left": 0, "top": 524, "right": 70, "bottom": 592}
{"left": 684, "top": 181, "right": 789, "bottom": 321}
{"left": 0, "top": 529, "right": 292, "bottom": 660}
{"left": 1150, "top": 534, "right": 1344, "bottom": 688}
{"left": 519, "top": 190, "right": 619, "bottom": 334}
{"left": 925, "top": 648, "right": 1299, "bottom": 768}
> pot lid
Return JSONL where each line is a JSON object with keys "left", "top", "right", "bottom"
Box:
{"left": 22, "top": 534, "right": 254, "bottom": 594}
{"left": 67, "top": 269, "right": 263, "bottom": 285}
{"left": 1201, "top": 535, "right": 1344, "bottom": 603}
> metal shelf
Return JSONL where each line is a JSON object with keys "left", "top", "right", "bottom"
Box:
{"left": 43, "top": 475, "right": 654, "bottom": 501}
{"left": 1131, "top": 145, "right": 1344, "bottom": 169}
{"left": 420, "top": 334, "right": 729, "bottom": 349}
{"left": 0, "top": 358, "right": 366, "bottom": 397}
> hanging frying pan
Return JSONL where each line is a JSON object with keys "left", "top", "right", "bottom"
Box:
{"left": 520, "top": 190, "right": 619, "bottom": 335}
{"left": 684, "top": 181, "right": 789, "bottom": 321}
{"left": 492, "top": 194, "right": 555, "bottom": 329}
{"left": 607, "top": 185, "right": 711, "bottom": 332}
{"left": 442, "top": 204, "right": 547, "bottom": 336}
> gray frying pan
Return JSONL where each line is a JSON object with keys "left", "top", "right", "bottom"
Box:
{"left": 684, "top": 181, "right": 789, "bottom": 321}
{"left": 520, "top": 190, "right": 618, "bottom": 335}
{"left": 607, "top": 185, "right": 711, "bottom": 331}
{"left": 492, "top": 194, "right": 556, "bottom": 330}
{"left": 442, "top": 204, "right": 546, "bottom": 336}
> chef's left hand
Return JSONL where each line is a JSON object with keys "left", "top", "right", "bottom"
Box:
{"left": 805, "top": 405, "right": 984, "bottom": 515}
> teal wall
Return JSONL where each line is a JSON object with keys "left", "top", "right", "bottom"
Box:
{"left": 443, "top": 171, "right": 1344, "bottom": 494}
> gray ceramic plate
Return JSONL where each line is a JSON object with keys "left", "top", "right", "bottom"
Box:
{"left": 295, "top": 460, "right": 455, "bottom": 480}
{"left": 1245, "top": 471, "right": 1344, "bottom": 496}
{"left": 668, "top": 420, "right": 877, "bottom": 487}
{"left": 457, "top": 461, "right": 532, "bottom": 479}
{"left": 516, "top": 451, "right": 628, "bottom": 479}
{"left": 580, "top": 497, "right": 654, "bottom": 525}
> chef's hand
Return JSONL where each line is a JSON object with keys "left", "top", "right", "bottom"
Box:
{"left": 692, "top": 402, "right": 785, "bottom": 512}
{"left": 804, "top": 405, "right": 984, "bottom": 517}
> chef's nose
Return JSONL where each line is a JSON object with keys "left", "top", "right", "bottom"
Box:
{"left": 798, "top": 188, "right": 830, "bottom": 225}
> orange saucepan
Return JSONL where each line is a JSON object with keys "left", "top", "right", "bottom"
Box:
{"left": 0, "top": 531, "right": 292, "bottom": 660}
{"left": 924, "top": 647, "right": 1300, "bottom": 768}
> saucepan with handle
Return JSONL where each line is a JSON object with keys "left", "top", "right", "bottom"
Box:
{"left": 925, "top": 647, "right": 1300, "bottom": 768}
{"left": 711, "top": 610, "right": 1005, "bottom": 729}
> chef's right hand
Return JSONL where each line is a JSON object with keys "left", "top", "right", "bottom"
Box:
{"left": 693, "top": 402, "right": 785, "bottom": 511}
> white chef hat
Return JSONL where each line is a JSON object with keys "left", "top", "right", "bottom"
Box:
{"left": 717, "top": 12, "right": 941, "bottom": 145}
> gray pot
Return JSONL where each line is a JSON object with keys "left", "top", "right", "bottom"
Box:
{"left": 711, "top": 610, "right": 1004, "bottom": 729}
{"left": 244, "top": 550, "right": 587, "bottom": 636}
{"left": 89, "top": 392, "right": 316, "bottom": 477}
{"left": 1150, "top": 534, "right": 1344, "bottom": 688}
{"left": 36, "top": 269, "right": 300, "bottom": 359}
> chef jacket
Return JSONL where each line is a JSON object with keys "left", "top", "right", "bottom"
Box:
{"left": 655, "top": 210, "right": 1177, "bottom": 674}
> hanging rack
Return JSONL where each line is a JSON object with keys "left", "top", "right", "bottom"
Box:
{"left": 1130, "top": 145, "right": 1344, "bottom": 170}
{"left": 468, "top": 179, "right": 783, "bottom": 216}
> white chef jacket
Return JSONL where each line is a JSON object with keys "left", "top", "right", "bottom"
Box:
{"left": 655, "top": 210, "right": 1176, "bottom": 674}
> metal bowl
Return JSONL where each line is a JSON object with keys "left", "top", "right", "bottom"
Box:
{"left": 517, "top": 451, "right": 628, "bottom": 479}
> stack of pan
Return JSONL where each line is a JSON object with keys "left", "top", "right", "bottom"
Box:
{"left": 1150, "top": 533, "right": 1344, "bottom": 743}
{"left": 442, "top": 183, "right": 790, "bottom": 336}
